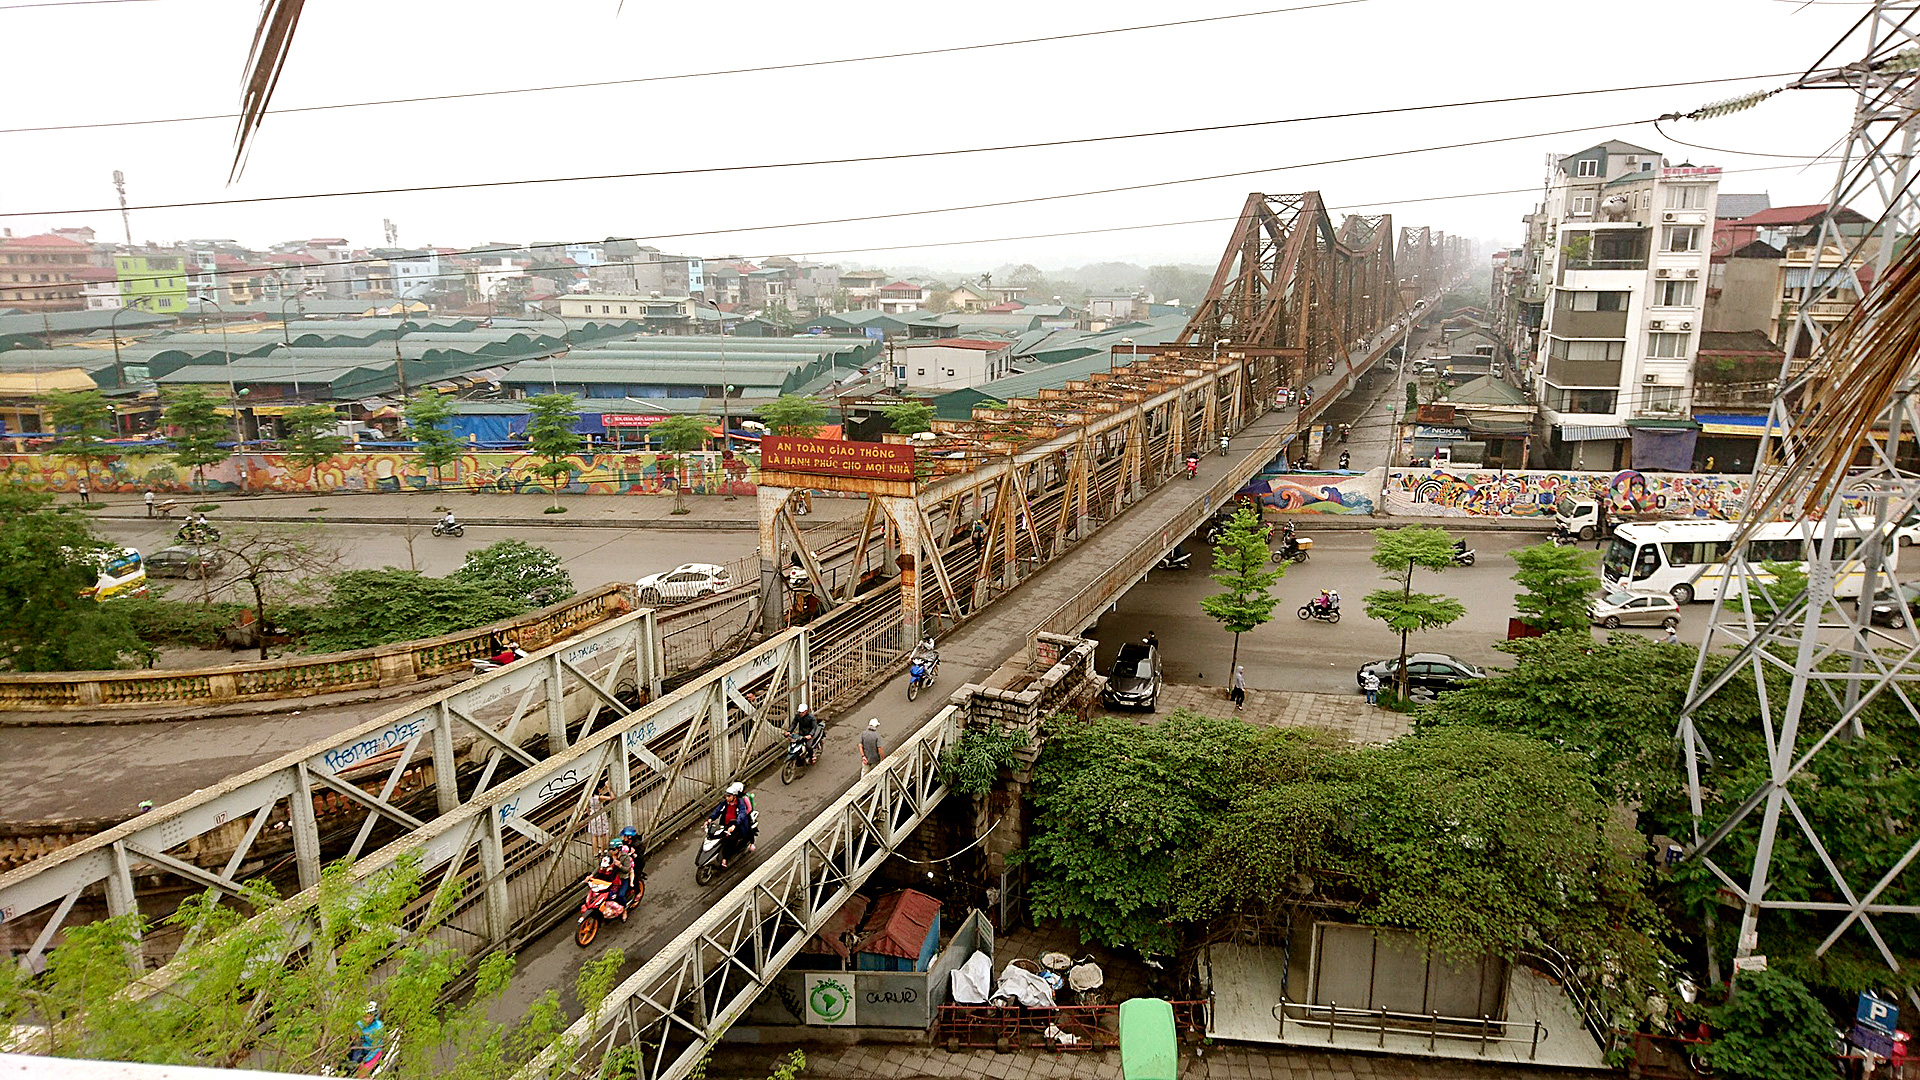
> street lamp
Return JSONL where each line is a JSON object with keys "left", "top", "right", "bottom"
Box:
{"left": 1114, "top": 336, "right": 1134, "bottom": 375}
{"left": 110, "top": 295, "right": 153, "bottom": 389}
{"left": 197, "top": 296, "right": 244, "bottom": 445}
{"left": 532, "top": 304, "right": 571, "bottom": 394}
{"left": 705, "top": 298, "right": 732, "bottom": 450}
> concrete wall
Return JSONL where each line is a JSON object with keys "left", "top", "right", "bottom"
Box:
{"left": 741, "top": 909, "right": 994, "bottom": 1029}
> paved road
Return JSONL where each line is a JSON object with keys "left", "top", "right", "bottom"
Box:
{"left": 97, "top": 521, "right": 759, "bottom": 604}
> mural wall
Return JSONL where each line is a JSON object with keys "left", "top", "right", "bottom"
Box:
{"left": 1240, "top": 467, "right": 1752, "bottom": 521}
{"left": 1382, "top": 467, "right": 1749, "bottom": 520}
{"left": 0, "top": 450, "right": 761, "bottom": 497}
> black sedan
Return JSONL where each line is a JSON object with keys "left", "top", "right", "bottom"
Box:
{"left": 146, "top": 545, "right": 224, "bottom": 578}
{"left": 1102, "top": 640, "right": 1162, "bottom": 712}
{"left": 1355, "top": 652, "right": 1486, "bottom": 697}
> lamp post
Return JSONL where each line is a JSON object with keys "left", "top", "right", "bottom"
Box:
{"left": 533, "top": 304, "right": 571, "bottom": 394}
{"left": 705, "top": 298, "right": 732, "bottom": 450}
{"left": 197, "top": 297, "right": 244, "bottom": 445}
{"left": 109, "top": 295, "right": 152, "bottom": 389}
{"left": 1114, "top": 336, "right": 1133, "bottom": 375}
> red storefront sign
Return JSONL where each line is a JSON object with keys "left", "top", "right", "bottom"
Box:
{"left": 761, "top": 436, "right": 915, "bottom": 483}
{"left": 601, "top": 414, "right": 669, "bottom": 428}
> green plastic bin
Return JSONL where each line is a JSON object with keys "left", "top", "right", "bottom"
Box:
{"left": 1119, "top": 997, "right": 1178, "bottom": 1080}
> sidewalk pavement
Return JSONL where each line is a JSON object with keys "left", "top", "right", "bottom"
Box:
{"left": 74, "top": 489, "right": 871, "bottom": 530}
{"left": 1155, "top": 685, "right": 1412, "bottom": 744}
{"left": 706, "top": 1041, "right": 1599, "bottom": 1080}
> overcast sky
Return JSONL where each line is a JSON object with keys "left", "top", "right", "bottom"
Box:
{"left": 0, "top": 0, "right": 1880, "bottom": 271}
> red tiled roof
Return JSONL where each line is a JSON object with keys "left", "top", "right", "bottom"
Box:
{"left": 0, "top": 233, "right": 90, "bottom": 251}
{"left": 879, "top": 281, "right": 921, "bottom": 293}
{"left": 1735, "top": 204, "right": 1831, "bottom": 226}
{"left": 983, "top": 301, "right": 1025, "bottom": 312}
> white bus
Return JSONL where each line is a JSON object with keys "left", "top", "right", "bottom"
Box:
{"left": 1601, "top": 518, "right": 1895, "bottom": 604}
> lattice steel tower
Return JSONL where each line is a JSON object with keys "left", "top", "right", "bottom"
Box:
{"left": 1678, "top": 1, "right": 1920, "bottom": 996}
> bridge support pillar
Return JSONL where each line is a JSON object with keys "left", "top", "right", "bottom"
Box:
{"left": 885, "top": 495, "right": 922, "bottom": 639}
{"left": 757, "top": 485, "right": 792, "bottom": 636}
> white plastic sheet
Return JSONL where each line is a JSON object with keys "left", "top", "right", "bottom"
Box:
{"left": 990, "top": 963, "right": 1058, "bottom": 1009}
{"left": 950, "top": 950, "right": 994, "bottom": 1005}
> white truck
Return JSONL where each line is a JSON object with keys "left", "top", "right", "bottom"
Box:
{"left": 1553, "top": 497, "right": 1669, "bottom": 542}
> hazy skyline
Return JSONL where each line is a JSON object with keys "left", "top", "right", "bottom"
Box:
{"left": 0, "top": 0, "right": 1876, "bottom": 268}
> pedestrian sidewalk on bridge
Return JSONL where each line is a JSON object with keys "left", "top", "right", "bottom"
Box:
{"left": 78, "top": 489, "right": 870, "bottom": 530}
{"left": 1153, "top": 685, "right": 1412, "bottom": 744}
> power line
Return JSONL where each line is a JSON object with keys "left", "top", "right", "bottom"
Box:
{"left": 3, "top": 82, "right": 1767, "bottom": 219}
{"left": 0, "top": 1, "right": 1370, "bottom": 134}
{"left": 0, "top": 0, "right": 163, "bottom": 8}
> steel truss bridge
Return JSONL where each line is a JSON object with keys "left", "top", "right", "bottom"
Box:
{"left": 0, "top": 191, "right": 1470, "bottom": 1079}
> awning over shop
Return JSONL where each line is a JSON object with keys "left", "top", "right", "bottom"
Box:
{"left": 1559, "top": 425, "right": 1630, "bottom": 442}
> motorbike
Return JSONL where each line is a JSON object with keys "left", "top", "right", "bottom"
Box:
{"left": 1325, "top": 359, "right": 1336, "bottom": 376}
{"left": 1337, "top": 423, "right": 1351, "bottom": 443}
{"left": 1451, "top": 541, "right": 1477, "bottom": 567}
{"left": 324, "top": 1030, "right": 402, "bottom": 1078}
{"left": 1271, "top": 536, "right": 1312, "bottom": 563}
{"left": 694, "top": 813, "right": 757, "bottom": 886}
{"left": 1549, "top": 525, "right": 1578, "bottom": 547}
{"left": 1218, "top": 437, "right": 1229, "bottom": 457}
{"left": 780, "top": 728, "right": 821, "bottom": 784}
{"left": 469, "top": 647, "right": 526, "bottom": 674}
{"left": 1297, "top": 600, "right": 1341, "bottom": 623}
{"left": 574, "top": 859, "right": 633, "bottom": 947}
{"left": 1338, "top": 450, "right": 1351, "bottom": 470}
{"left": 175, "top": 521, "right": 220, "bottom": 545}
{"left": 1156, "top": 546, "right": 1192, "bottom": 571}
{"left": 1184, "top": 456, "right": 1199, "bottom": 480}
{"left": 907, "top": 646, "right": 941, "bottom": 701}
{"left": 431, "top": 520, "right": 465, "bottom": 538}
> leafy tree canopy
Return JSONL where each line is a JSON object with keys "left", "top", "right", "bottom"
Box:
{"left": 403, "top": 390, "right": 462, "bottom": 474}
{"left": 882, "top": 400, "right": 934, "bottom": 436}
{"left": 1200, "top": 505, "right": 1281, "bottom": 635}
{"left": 43, "top": 390, "right": 116, "bottom": 465}
{"left": 759, "top": 394, "right": 827, "bottom": 437}
{"left": 295, "top": 569, "right": 526, "bottom": 653}
{"left": 648, "top": 414, "right": 712, "bottom": 453}
{"left": 1511, "top": 541, "right": 1601, "bottom": 633}
{"left": 455, "top": 539, "right": 574, "bottom": 609}
{"left": 161, "top": 385, "right": 232, "bottom": 482}
{"left": 0, "top": 490, "right": 145, "bottom": 672}
{"left": 1701, "top": 969, "right": 1841, "bottom": 1080}
{"left": 281, "top": 404, "right": 346, "bottom": 468}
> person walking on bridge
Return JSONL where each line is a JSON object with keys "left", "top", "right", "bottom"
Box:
{"left": 860, "top": 718, "right": 885, "bottom": 777}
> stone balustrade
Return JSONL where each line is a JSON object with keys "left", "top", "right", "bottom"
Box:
{"left": 0, "top": 583, "right": 636, "bottom": 712}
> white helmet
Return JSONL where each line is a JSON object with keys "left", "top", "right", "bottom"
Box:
{"left": 725, "top": 782, "right": 745, "bottom": 797}
{"left": 868, "top": 718, "right": 880, "bottom": 729}
{"left": 797, "top": 702, "right": 810, "bottom": 713}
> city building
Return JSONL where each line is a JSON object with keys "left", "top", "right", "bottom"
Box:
{"left": 1528, "top": 141, "right": 1720, "bottom": 470}
{"left": 876, "top": 280, "right": 929, "bottom": 314}
{"left": 1706, "top": 203, "right": 1874, "bottom": 352}
{"left": 888, "top": 338, "right": 1015, "bottom": 390}
{"left": 556, "top": 294, "right": 698, "bottom": 331}
{"left": 0, "top": 232, "right": 98, "bottom": 312}
{"left": 114, "top": 252, "right": 192, "bottom": 314}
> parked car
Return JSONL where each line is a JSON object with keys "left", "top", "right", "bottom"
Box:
{"left": 1101, "top": 639, "right": 1162, "bottom": 711}
{"left": 146, "top": 545, "right": 224, "bottom": 579}
{"left": 1588, "top": 588, "right": 1682, "bottom": 629}
{"left": 1355, "top": 653, "right": 1485, "bottom": 697}
{"left": 634, "top": 563, "right": 732, "bottom": 604}
{"left": 1863, "top": 582, "right": 1920, "bottom": 627}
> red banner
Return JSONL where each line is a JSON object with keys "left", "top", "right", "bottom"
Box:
{"left": 761, "top": 435, "right": 914, "bottom": 482}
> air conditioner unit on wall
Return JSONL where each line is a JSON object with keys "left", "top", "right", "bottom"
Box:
{"left": 1650, "top": 319, "right": 1666, "bottom": 330}
{"left": 1686, "top": 268, "right": 1699, "bottom": 278}
{"left": 1656, "top": 268, "right": 1673, "bottom": 278}
{"left": 1663, "top": 212, "right": 1676, "bottom": 222}
{"left": 1644, "top": 373, "right": 1659, "bottom": 384}
{"left": 1681, "top": 321, "right": 1693, "bottom": 331}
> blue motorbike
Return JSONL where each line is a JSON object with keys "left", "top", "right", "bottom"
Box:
{"left": 906, "top": 639, "right": 940, "bottom": 702}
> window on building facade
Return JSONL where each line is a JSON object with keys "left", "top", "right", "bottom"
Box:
{"left": 619, "top": 305, "right": 628, "bottom": 314}
{"left": 1564, "top": 290, "right": 1629, "bottom": 312}
{"left": 1547, "top": 385, "right": 1617, "bottom": 412}
{"left": 1655, "top": 280, "right": 1697, "bottom": 307}
{"left": 1577, "top": 159, "right": 1599, "bottom": 177}
{"left": 1664, "top": 225, "right": 1701, "bottom": 253}
{"left": 1572, "top": 196, "right": 1595, "bottom": 214}
{"left": 1665, "top": 186, "right": 1708, "bottom": 210}
{"left": 1548, "top": 338, "right": 1626, "bottom": 363}
{"left": 1641, "top": 385, "right": 1684, "bottom": 413}
{"left": 602, "top": 305, "right": 611, "bottom": 313}
{"left": 1647, "top": 332, "right": 1690, "bottom": 358}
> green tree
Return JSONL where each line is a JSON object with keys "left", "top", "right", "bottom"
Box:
{"left": 162, "top": 386, "right": 232, "bottom": 491}
{"left": 1755, "top": 559, "right": 1810, "bottom": 617}
{"left": 525, "top": 393, "right": 584, "bottom": 511}
{"left": 295, "top": 569, "right": 527, "bottom": 652}
{"left": 281, "top": 403, "right": 346, "bottom": 471}
{"left": 1362, "top": 525, "right": 1466, "bottom": 699}
{"left": 649, "top": 414, "right": 714, "bottom": 515}
{"left": 455, "top": 539, "right": 574, "bottom": 608}
{"left": 882, "top": 400, "right": 934, "bottom": 436}
{"left": 1199, "top": 505, "right": 1283, "bottom": 680}
{"left": 0, "top": 491, "right": 146, "bottom": 671}
{"left": 1405, "top": 380, "right": 1419, "bottom": 413}
{"left": 215, "top": 524, "right": 340, "bottom": 659}
{"left": 44, "top": 389, "right": 116, "bottom": 489}
{"left": 1701, "top": 969, "right": 1839, "bottom": 1080}
{"left": 403, "top": 390, "right": 463, "bottom": 486}
{"left": 0, "top": 853, "right": 624, "bottom": 1076}
{"left": 1511, "top": 540, "right": 1601, "bottom": 633}
{"left": 759, "top": 394, "right": 827, "bottom": 437}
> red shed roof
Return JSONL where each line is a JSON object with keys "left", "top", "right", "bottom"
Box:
{"left": 853, "top": 889, "right": 940, "bottom": 961}
{"left": 0, "top": 233, "right": 90, "bottom": 251}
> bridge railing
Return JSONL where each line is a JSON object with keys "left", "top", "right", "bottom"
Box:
{"left": 0, "top": 583, "right": 636, "bottom": 712}
{"left": 525, "top": 703, "right": 961, "bottom": 1080}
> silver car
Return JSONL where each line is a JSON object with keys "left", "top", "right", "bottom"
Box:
{"left": 1588, "top": 588, "right": 1681, "bottom": 629}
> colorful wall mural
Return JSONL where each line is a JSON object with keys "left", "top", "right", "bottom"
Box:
{"left": 1382, "top": 467, "right": 1750, "bottom": 520}
{"left": 1238, "top": 467, "right": 1754, "bottom": 521}
{"left": 0, "top": 450, "right": 762, "bottom": 498}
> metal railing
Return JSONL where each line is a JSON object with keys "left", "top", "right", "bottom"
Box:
{"left": 1520, "top": 946, "right": 1618, "bottom": 1057}
{"left": 1274, "top": 998, "right": 1548, "bottom": 1059}
{"left": 935, "top": 1000, "right": 1210, "bottom": 1052}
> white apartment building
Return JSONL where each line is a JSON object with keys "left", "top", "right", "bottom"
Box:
{"left": 890, "top": 338, "right": 1015, "bottom": 390}
{"left": 1532, "top": 140, "right": 1718, "bottom": 470}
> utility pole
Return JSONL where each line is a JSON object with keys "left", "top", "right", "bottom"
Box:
{"left": 112, "top": 170, "right": 132, "bottom": 247}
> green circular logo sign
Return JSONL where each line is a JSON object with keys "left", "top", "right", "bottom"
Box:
{"left": 809, "top": 978, "right": 852, "bottom": 1023}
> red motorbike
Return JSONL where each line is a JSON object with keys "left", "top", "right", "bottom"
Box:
{"left": 574, "top": 857, "right": 636, "bottom": 947}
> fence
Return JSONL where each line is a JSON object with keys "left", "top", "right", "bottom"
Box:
{"left": 0, "top": 583, "right": 635, "bottom": 711}
{"left": 1274, "top": 998, "right": 1548, "bottom": 1058}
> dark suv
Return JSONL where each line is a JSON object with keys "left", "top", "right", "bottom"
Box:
{"left": 1355, "top": 652, "right": 1485, "bottom": 697}
{"left": 1101, "top": 639, "right": 1162, "bottom": 712}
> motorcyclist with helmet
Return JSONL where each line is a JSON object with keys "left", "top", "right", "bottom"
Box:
{"left": 707, "top": 782, "right": 757, "bottom": 868}
{"left": 790, "top": 703, "right": 825, "bottom": 765}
